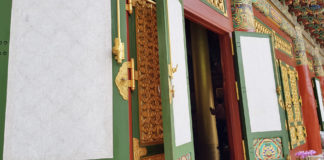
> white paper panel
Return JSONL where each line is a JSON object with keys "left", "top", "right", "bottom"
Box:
{"left": 167, "top": 0, "right": 192, "bottom": 146}
{"left": 315, "top": 79, "right": 324, "bottom": 122}
{"left": 3, "top": 0, "right": 113, "bottom": 159}
{"left": 240, "top": 36, "right": 282, "bottom": 133}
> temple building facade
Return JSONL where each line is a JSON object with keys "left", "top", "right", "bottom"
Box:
{"left": 1, "top": 0, "right": 324, "bottom": 159}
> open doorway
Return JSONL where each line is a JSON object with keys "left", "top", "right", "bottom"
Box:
{"left": 185, "top": 19, "right": 230, "bottom": 160}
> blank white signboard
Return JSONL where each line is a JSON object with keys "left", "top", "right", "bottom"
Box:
{"left": 3, "top": 0, "right": 113, "bottom": 159}
{"left": 315, "top": 79, "right": 324, "bottom": 122}
{"left": 167, "top": 0, "right": 192, "bottom": 146}
{"left": 240, "top": 36, "right": 282, "bottom": 133}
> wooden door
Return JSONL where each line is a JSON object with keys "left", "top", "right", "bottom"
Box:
{"left": 157, "top": 0, "right": 196, "bottom": 159}
{"left": 232, "top": 31, "right": 290, "bottom": 159}
{"left": 129, "top": 0, "right": 165, "bottom": 159}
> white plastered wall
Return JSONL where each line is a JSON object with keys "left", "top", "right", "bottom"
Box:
{"left": 3, "top": 0, "right": 113, "bottom": 159}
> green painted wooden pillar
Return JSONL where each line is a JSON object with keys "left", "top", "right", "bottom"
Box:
{"left": 232, "top": 0, "right": 255, "bottom": 32}
{"left": 294, "top": 26, "right": 322, "bottom": 154}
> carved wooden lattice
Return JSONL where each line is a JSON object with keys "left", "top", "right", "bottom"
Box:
{"left": 135, "top": 0, "right": 164, "bottom": 146}
{"left": 279, "top": 61, "right": 306, "bottom": 149}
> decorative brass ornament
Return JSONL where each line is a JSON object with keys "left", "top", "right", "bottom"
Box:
{"left": 141, "top": 154, "right": 165, "bottom": 160}
{"left": 133, "top": 138, "right": 148, "bottom": 160}
{"left": 112, "top": 0, "right": 125, "bottom": 63}
{"left": 115, "top": 61, "right": 130, "bottom": 100}
{"left": 126, "top": 0, "right": 133, "bottom": 14}
{"left": 115, "top": 59, "right": 137, "bottom": 100}
{"left": 135, "top": 0, "right": 164, "bottom": 146}
{"left": 168, "top": 64, "right": 178, "bottom": 103}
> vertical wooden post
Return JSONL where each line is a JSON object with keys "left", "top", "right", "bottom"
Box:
{"left": 294, "top": 26, "right": 322, "bottom": 154}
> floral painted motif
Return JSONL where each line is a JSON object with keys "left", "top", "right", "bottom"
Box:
{"left": 253, "top": 138, "right": 283, "bottom": 160}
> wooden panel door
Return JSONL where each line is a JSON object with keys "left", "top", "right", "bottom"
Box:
{"left": 157, "top": 0, "right": 196, "bottom": 159}
{"left": 232, "top": 31, "right": 289, "bottom": 159}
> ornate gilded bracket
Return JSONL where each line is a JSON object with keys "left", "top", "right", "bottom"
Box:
{"left": 115, "top": 59, "right": 137, "bottom": 100}
{"left": 133, "top": 138, "right": 148, "bottom": 160}
{"left": 112, "top": 0, "right": 125, "bottom": 63}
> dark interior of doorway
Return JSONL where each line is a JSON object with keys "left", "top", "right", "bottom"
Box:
{"left": 185, "top": 19, "right": 230, "bottom": 160}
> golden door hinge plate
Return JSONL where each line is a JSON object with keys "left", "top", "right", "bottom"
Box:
{"left": 235, "top": 81, "right": 240, "bottom": 101}
{"left": 230, "top": 37, "right": 234, "bottom": 56}
{"left": 115, "top": 59, "right": 137, "bottom": 100}
{"left": 133, "top": 138, "right": 147, "bottom": 160}
{"left": 126, "top": 1, "right": 133, "bottom": 14}
{"left": 242, "top": 140, "right": 246, "bottom": 160}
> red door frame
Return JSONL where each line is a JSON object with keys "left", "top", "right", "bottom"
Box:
{"left": 184, "top": 0, "right": 244, "bottom": 159}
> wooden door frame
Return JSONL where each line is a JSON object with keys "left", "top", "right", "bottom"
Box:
{"left": 183, "top": 0, "right": 244, "bottom": 159}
